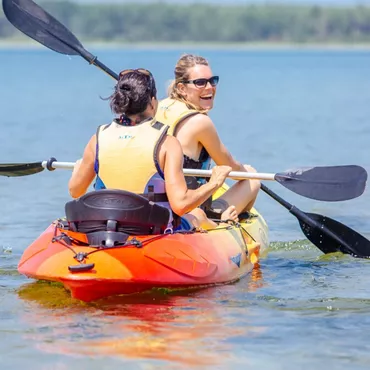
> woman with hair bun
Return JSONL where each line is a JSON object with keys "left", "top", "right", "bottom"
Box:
{"left": 68, "top": 68, "right": 238, "bottom": 231}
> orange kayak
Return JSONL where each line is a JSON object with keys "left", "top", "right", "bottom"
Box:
{"left": 18, "top": 189, "right": 269, "bottom": 302}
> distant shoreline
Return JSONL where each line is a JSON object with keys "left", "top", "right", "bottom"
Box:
{"left": 1, "top": 39, "right": 370, "bottom": 51}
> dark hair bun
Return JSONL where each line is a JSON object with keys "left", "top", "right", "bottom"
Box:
{"left": 109, "top": 71, "right": 157, "bottom": 115}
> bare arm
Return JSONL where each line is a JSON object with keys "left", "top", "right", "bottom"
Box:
{"left": 190, "top": 114, "right": 245, "bottom": 172}
{"left": 161, "top": 136, "right": 229, "bottom": 216}
{"left": 68, "top": 135, "right": 97, "bottom": 198}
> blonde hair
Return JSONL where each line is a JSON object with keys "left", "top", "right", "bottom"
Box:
{"left": 168, "top": 54, "right": 210, "bottom": 112}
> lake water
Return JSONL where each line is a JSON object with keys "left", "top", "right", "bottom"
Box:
{"left": 1, "top": 47, "right": 370, "bottom": 369}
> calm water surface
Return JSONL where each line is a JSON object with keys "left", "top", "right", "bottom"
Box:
{"left": 1, "top": 48, "right": 370, "bottom": 369}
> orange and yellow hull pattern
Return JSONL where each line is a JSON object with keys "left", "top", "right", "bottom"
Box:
{"left": 18, "top": 208, "right": 268, "bottom": 302}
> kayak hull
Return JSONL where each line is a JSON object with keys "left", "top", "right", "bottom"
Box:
{"left": 18, "top": 209, "right": 268, "bottom": 302}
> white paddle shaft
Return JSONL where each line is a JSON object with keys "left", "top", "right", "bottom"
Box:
{"left": 41, "top": 161, "right": 275, "bottom": 181}
{"left": 182, "top": 168, "right": 275, "bottom": 181}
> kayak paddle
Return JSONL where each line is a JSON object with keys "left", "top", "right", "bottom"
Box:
{"left": 185, "top": 166, "right": 367, "bottom": 202}
{"left": 261, "top": 184, "right": 370, "bottom": 258}
{"left": 1, "top": 159, "right": 369, "bottom": 257}
{"left": 2, "top": 0, "right": 118, "bottom": 80}
{"left": 0, "top": 159, "right": 367, "bottom": 202}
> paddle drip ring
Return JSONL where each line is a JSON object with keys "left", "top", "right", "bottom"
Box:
{"left": 46, "top": 157, "right": 57, "bottom": 171}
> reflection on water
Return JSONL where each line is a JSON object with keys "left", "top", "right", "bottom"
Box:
{"left": 6, "top": 240, "right": 370, "bottom": 369}
{"left": 17, "top": 267, "right": 266, "bottom": 366}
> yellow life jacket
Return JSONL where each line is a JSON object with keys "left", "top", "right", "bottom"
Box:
{"left": 156, "top": 97, "right": 200, "bottom": 136}
{"left": 156, "top": 98, "right": 211, "bottom": 168}
{"left": 94, "top": 118, "right": 169, "bottom": 204}
{"left": 156, "top": 98, "right": 212, "bottom": 209}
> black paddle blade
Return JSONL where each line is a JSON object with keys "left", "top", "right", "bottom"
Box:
{"left": 2, "top": 0, "right": 93, "bottom": 59}
{"left": 276, "top": 165, "right": 367, "bottom": 201}
{"left": 0, "top": 162, "right": 44, "bottom": 177}
{"left": 299, "top": 212, "right": 370, "bottom": 258}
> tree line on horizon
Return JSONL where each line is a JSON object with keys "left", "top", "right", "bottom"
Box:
{"left": 1, "top": 1, "right": 370, "bottom": 43}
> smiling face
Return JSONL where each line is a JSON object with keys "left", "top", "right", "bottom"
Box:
{"left": 178, "top": 64, "right": 217, "bottom": 111}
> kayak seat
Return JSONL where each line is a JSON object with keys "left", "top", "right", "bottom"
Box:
{"left": 65, "top": 190, "right": 170, "bottom": 245}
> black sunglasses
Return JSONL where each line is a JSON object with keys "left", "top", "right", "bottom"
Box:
{"left": 182, "top": 76, "right": 219, "bottom": 88}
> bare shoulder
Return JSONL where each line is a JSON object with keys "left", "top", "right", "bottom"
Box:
{"left": 88, "top": 134, "right": 97, "bottom": 146}
{"left": 188, "top": 113, "right": 213, "bottom": 126}
{"left": 86, "top": 134, "right": 97, "bottom": 154}
{"left": 178, "top": 113, "right": 215, "bottom": 134}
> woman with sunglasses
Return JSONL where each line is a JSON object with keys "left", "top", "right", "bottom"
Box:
{"left": 156, "top": 54, "right": 260, "bottom": 220}
{"left": 68, "top": 69, "right": 238, "bottom": 231}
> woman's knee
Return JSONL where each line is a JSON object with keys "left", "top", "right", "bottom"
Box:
{"left": 251, "top": 178, "right": 261, "bottom": 192}
{"left": 243, "top": 164, "right": 261, "bottom": 189}
{"left": 191, "top": 207, "right": 208, "bottom": 220}
{"left": 243, "top": 164, "right": 257, "bottom": 173}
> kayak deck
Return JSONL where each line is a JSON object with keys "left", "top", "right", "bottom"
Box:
{"left": 18, "top": 210, "right": 268, "bottom": 302}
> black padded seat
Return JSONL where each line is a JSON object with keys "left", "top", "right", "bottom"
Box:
{"left": 65, "top": 189, "right": 170, "bottom": 236}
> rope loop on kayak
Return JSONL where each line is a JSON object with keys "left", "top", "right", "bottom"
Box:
{"left": 205, "top": 219, "right": 255, "bottom": 254}
{"left": 51, "top": 224, "right": 173, "bottom": 253}
{"left": 214, "top": 218, "right": 256, "bottom": 243}
{"left": 164, "top": 227, "right": 174, "bottom": 234}
{"left": 52, "top": 220, "right": 256, "bottom": 262}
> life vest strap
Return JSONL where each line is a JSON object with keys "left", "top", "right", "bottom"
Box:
{"left": 140, "top": 193, "right": 168, "bottom": 202}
